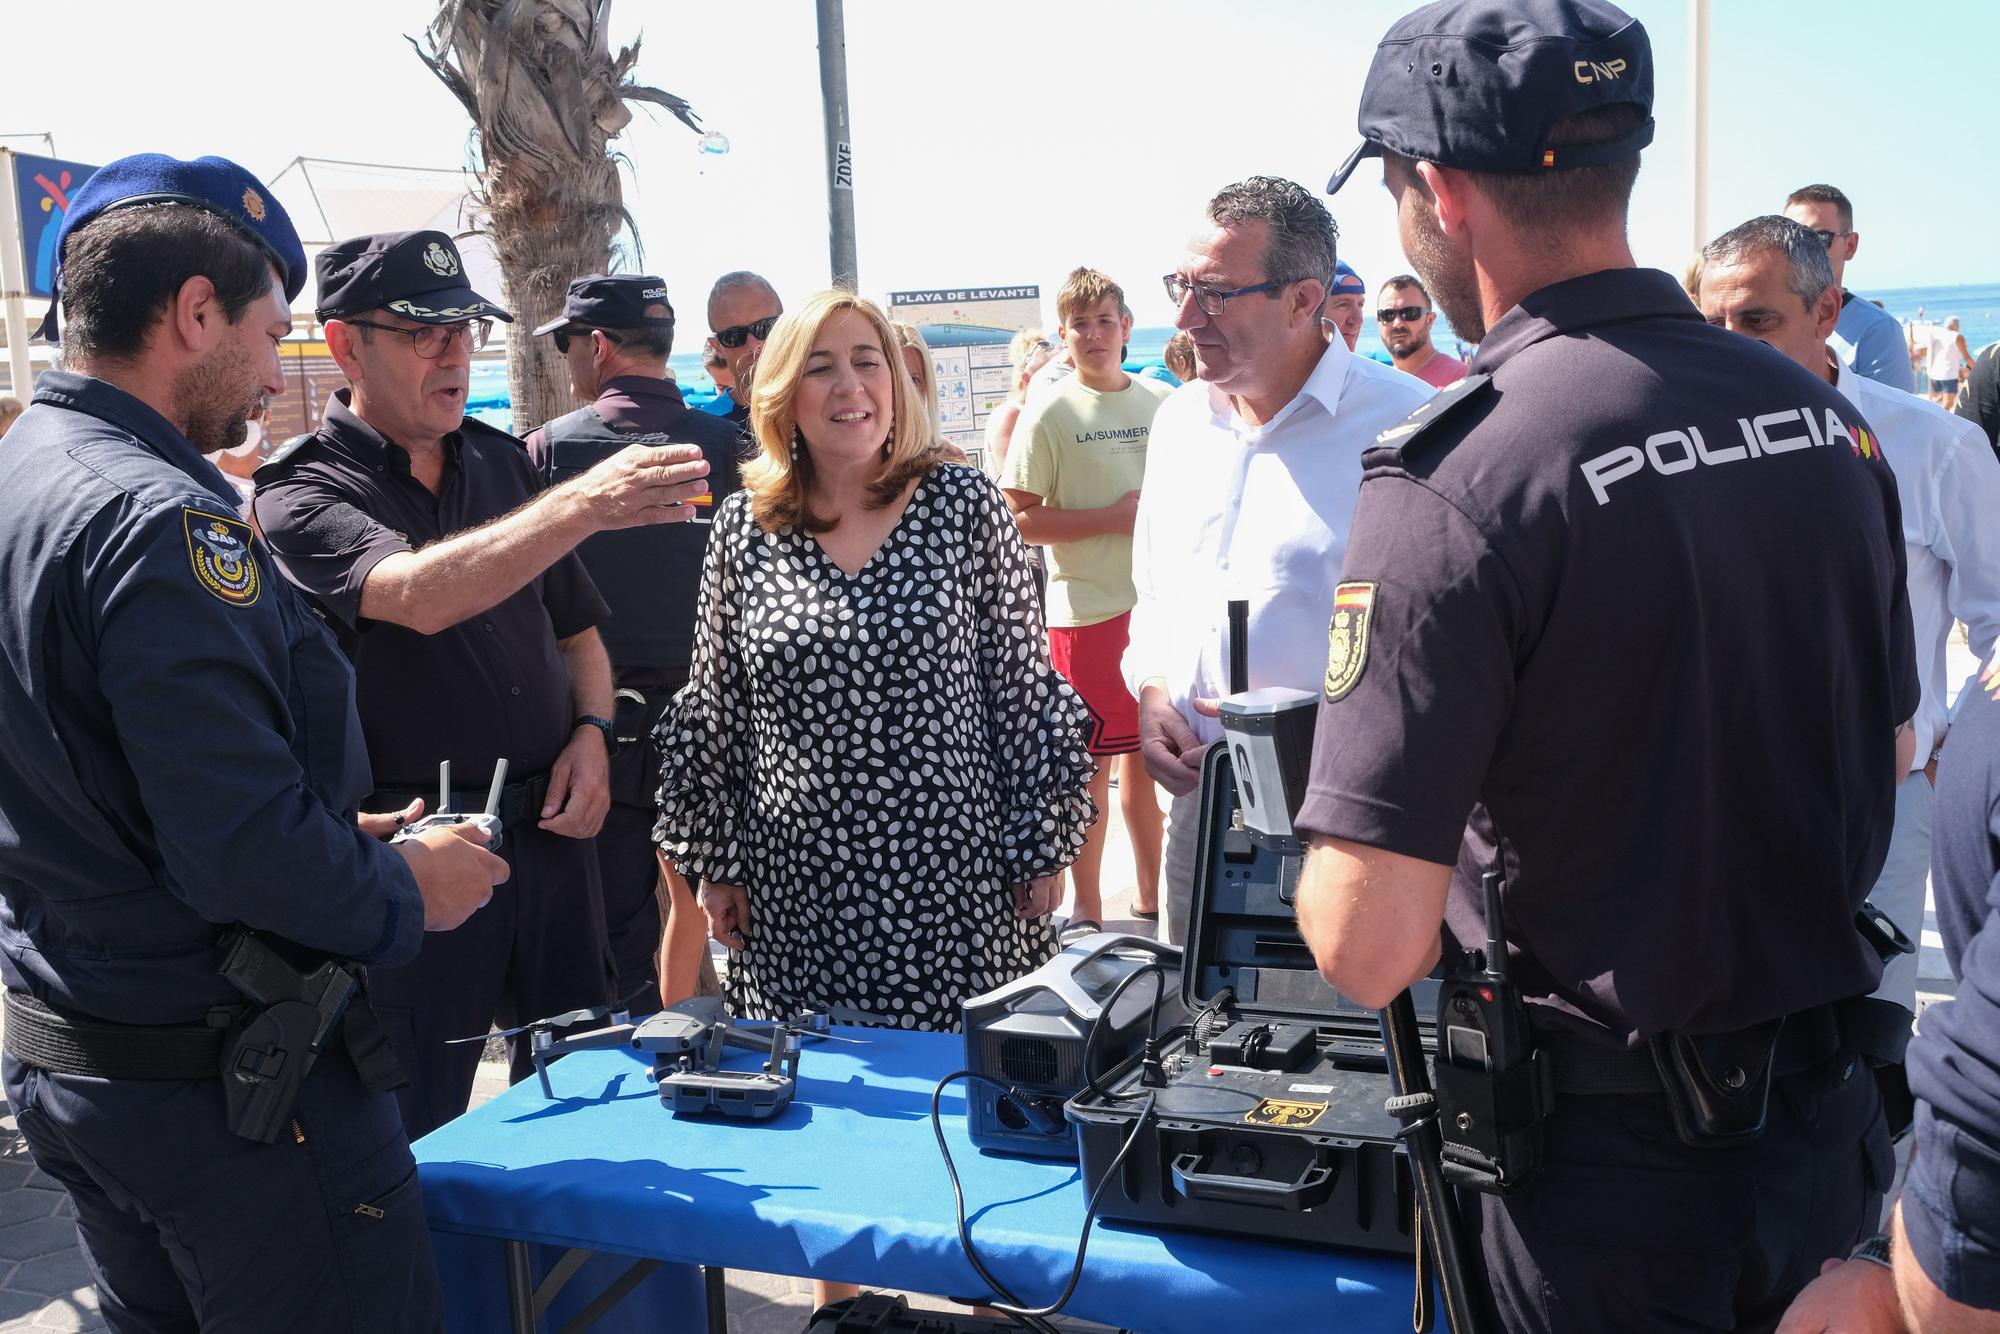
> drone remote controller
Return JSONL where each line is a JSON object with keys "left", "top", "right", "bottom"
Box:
{"left": 390, "top": 759, "right": 507, "bottom": 854}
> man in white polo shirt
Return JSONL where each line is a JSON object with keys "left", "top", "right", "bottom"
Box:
{"left": 1701, "top": 214, "right": 2000, "bottom": 1012}
{"left": 1126, "top": 176, "right": 1431, "bottom": 945}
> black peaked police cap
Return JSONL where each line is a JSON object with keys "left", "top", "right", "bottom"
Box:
{"left": 315, "top": 230, "right": 513, "bottom": 324}
{"left": 531, "top": 274, "right": 675, "bottom": 339}
{"left": 1326, "top": 0, "right": 1655, "bottom": 195}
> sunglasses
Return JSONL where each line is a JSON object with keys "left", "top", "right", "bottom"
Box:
{"left": 1810, "top": 228, "right": 1852, "bottom": 250}
{"left": 553, "top": 328, "right": 622, "bottom": 355}
{"left": 1376, "top": 305, "right": 1428, "bottom": 325}
{"left": 713, "top": 314, "right": 780, "bottom": 348}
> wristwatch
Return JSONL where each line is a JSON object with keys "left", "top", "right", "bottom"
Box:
{"left": 1850, "top": 1230, "right": 1893, "bottom": 1270}
{"left": 573, "top": 714, "right": 618, "bottom": 757}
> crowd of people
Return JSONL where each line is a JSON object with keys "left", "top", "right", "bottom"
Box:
{"left": 8, "top": 0, "right": 2000, "bottom": 1330}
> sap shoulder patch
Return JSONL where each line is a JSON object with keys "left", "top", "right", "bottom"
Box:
{"left": 1324, "top": 580, "right": 1377, "bottom": 702}
{"left": 183, "top": 508, "right": 261, "bottom": 606}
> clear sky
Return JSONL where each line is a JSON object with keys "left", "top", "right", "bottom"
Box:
{"left": 6, "top": 0, "right": 1993, "bottom": 329}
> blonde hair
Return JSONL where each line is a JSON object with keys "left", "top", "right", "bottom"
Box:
{"left": 745, "top": 290, "right": 945, "bottom": 534}
{"left": 890, "top": 321, "right": 945, "bottom": 442}
{"left": 1055, "top": 267, "right": 1126, "bottom": 327}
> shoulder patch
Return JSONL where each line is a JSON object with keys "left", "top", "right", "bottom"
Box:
{"left": 1367, "top": 372, "right": 1494, "bottom": 464}
{"left": 1324, "top": 580, "right": 1377, "bottom": 701}
{"left": 254, "top": 432, "right": 320, "bottom": 481}
{"left": 182, "top": 508, "right": 261, "bottom": 607}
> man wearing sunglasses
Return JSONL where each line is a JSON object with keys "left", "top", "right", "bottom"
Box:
{"left": 702, "top": 270, "right": 783, "bottom": 428}
{"left": 253, "top": 230, "right": 713, "bottom": 1139}
{"left": 524, "top": 274, "right": 743, "bottom": 1014}
{"left": 1783, "top": 183, "right": 1916, "bottom": 393}
{"left": 1375, "top": 274, "right": 1466, "bottom": 388}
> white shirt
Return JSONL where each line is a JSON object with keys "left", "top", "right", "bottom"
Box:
{"left": 1835, "top": 357, "right": 2000, "bottom": 765}
{"left": 1122, "top": 335, "right": 1433, "bottom": 743}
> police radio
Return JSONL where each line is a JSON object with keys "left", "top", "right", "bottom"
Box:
{"left": 390, "top": 759, "right": 507, "bottom": 854}
{"left": 1432, "top": 871, "right": 1552, "bottom": 1194}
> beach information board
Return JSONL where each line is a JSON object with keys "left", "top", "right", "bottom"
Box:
{"left": 885, "top": 285, "right": 1042, "bottom": 470}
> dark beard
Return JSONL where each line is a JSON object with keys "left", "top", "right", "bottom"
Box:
{"left": 1404, "top": 200, "right": 1486, "bottom": 344}
{"left": 175, "top": 346, "right": 259, "bottom": 455}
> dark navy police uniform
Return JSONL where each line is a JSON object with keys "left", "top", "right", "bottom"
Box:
{"left": 1906, "top": 649, "right": 2000, "bottom": 1310}
{"left": 526, "top": 374, "right": 743, "bottom": 1004}
{"left": 254, "top": 388, "right": 614, "bottom": 1138}
{"left": 1297, "top": 268, "right": 1916, "bottom": 1330}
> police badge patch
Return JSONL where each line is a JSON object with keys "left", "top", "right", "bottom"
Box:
{"left": 183, "top": 508, "right": 260, "bottom": 606}
{"left": 1324, "top": 581, "right": 1376, "bottom": 701}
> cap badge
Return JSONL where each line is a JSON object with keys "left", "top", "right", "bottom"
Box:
{"left": 423, "top": 241, "right": 460, "bottom": 278}
{"left": 241, "top": 188, "right": 266, "bottom": 222}
{"left": 1573, "top": 58, "right": 1629, "bottom": 85}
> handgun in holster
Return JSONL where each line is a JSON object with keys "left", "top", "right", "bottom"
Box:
{"left": 213, "top": 931, "right": 402, "bottom": 1143}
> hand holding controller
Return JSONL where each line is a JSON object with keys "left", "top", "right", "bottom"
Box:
{"left": 392, "top": 759, "right": 508, "bottom": 855}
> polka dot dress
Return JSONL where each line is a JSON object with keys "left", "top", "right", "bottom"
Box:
{"left": 654, "top": 463, "right": 1097, "bottom": 1030}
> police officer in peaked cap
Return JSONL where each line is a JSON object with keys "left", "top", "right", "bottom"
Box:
{"left": 0, "top": 155, "right": 508, "bottom": 1330}
{"left": 1294, "top": 2, "right": 1918, "bottom": 1327}
{"left": 523, "top": 274, "right": 745, "bottom": 1014}
{"left": 251, "top": 233, "right": 714, "bottom": 1141}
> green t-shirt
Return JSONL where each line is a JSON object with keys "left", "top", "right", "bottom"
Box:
{"left": 1003, "top": 374, "right": 1172, "bottom": 627}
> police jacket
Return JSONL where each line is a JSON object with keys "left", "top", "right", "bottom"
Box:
{"left": 0, "top": 374, "right": 423, "bottom": 1025}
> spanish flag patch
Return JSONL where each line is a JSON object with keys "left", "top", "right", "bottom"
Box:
{"left": 1324, "top": 581, "right": 1377, "bottom": 702}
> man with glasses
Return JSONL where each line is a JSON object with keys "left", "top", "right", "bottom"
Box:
{"left": 1375, "top": 273, "right": 1466, "bottom": 387}
{"left": 702, "top": 270, "right": 783, "bottom": 428}
{"left": 253, "top": 230, "right": 714, "bottom": 1138}
{"left": 1784, "top": 183, "right": 1916, "bottom": 392}
{"left": 1123, "top": 176, "right": 1431, "bottom": 945}
{"left": 524, "top": 274, "right": 743, "bottom": 1012}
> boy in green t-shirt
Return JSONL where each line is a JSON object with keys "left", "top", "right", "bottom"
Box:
{"left": 1002, "top": 268, "right": 1170, "bottom": 926}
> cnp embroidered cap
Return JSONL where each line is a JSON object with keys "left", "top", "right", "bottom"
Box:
{"left": 314, "top": 230, "right": 513, "bottom": 324}
{"left": 1330, "top": 261, "right": 1366, "bottom": 296}
{"left": 1325, "top": 0, "right": 1655, "bottom": 195}
{"left": 33, "top": 153, "right": 307, "bottom": 341}
{"left": 531, "top": 274, "right": 675, "bottom": 338}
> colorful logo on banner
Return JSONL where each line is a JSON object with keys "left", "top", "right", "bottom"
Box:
{"left": 12, "top": 153, "right": 99, "bottom": 299}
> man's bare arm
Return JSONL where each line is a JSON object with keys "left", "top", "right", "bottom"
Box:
{"left": 1003, "top": 488, "right": 1141, "bottom": 546}
{"left": 1295, "top": 836, "right": 1450, "bottom": 1009}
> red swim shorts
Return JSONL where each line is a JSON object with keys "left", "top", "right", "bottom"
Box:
{"left": 1048, "top": 611, "right": 1140, "bottom": 757}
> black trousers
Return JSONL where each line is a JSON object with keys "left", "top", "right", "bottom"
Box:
{"left": 1470, "top": 1053, "right": 1894, "bottom": 1332}
{"left": 4, "top": 1049, "right": 440, "bottom": 1334}
{"left": 368, "top": 821, "right": 611, "bottom": 1139}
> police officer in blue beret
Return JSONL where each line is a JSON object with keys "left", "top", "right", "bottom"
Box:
{"left": 0, "top": 155, "right": 508, "bottom": 1330}
{"left": 1294, "top": 2, "right": 1918, "bottom": 1327}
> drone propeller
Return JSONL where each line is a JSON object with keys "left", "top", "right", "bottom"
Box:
{"left": 446, "top": 983, "right": 656, "bottom": 1045}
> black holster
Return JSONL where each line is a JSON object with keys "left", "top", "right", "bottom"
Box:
{"left": 1648, "top": 1019, "right": 1784, "bottom": 1149}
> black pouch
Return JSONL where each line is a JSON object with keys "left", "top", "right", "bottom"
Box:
{"left": 608, "top": 690, "right": 666, "bottom": 810}
{"left": 1647, "top": 1018, "right": 1783, "bottom": 1149}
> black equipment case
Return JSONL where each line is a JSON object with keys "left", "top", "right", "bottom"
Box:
{"left": 1065, "top": 744, "right": 1437, "bottom": 1256}
{"left": 804, "top": 1294, "right": 1021, "bottom": 1332}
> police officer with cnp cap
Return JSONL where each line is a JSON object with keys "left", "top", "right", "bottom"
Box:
{"left": 253, "top": 232, "right": 713, "bottom": 1139}
{"left": 0, "top": 156, "right": 505, "bottom": 1330}
{"left": 523, "top": 274, "right": 744, "bottom": 1011}
{"left": 1293, "top": 2, "right": 1918, "bottom": 1327}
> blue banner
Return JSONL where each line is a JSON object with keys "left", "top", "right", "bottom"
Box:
{"left": 14, "top": 153, "right": 98, "bottom": 299}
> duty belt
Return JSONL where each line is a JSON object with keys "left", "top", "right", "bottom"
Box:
{"left": 368, "top": 769, "right": 550, "bottom": 827}
{"left": 1538, "top": 1000, "right": 1853, "bottom": 1097}
{"left": 3, "top": 990, "right": 226, "bottom": 1080}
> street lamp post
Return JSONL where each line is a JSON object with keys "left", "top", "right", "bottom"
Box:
{"left": 816, "top": 0, "right": 858, "bottom": 292}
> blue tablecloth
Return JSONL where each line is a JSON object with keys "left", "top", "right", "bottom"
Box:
{"left": 415, "top": 1027, "right": 1414, "bottom": 1333}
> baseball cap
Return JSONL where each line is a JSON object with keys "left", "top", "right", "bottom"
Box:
{"left": 34, "top": 153, "right": 307, "bottom": 341}
{"left": 314, "top": 230, "right": 513, "bottom": 324}
{"left": 1326, "top": 0, "right": 1655, "bottom": 196}
{"left": 1330, "top": 261, "right": 1366, "bottom": 296}
{"left": 531, "top": 274, "right": 675, "bottom": 338}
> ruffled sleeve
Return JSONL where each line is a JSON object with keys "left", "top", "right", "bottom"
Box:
{"left": 965, "top": 470, "right": 1099, "bottom": 884}
{"left": 652, "top": 493, "right": 754, "bottom": 885}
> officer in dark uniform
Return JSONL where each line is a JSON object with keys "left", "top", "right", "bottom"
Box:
{"left": 0, "top": 155, "right": 505, "bottom": 1331}
{"left": 1296, "top": 3, "right": 1918, "bottom": 1329}
{"left": 523, "top": 274, "right": 744, "bottom": 1010}
{"left": 251, "top": 232, "right": 712, "bottom": 1138}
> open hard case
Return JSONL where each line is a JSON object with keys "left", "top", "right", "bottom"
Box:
{"left": 1065, "top": 742, "right": 1439, "bottom": 1255}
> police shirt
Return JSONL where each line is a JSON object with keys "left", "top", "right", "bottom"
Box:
{"left": 0, "top": 373, "right": 423, "bottom": 1024}
{"left": 252, "top": 391, "right": 609, "bottom": 791}
{"left": 1911, "top": 650, "right": 2000, "bottom": 1142}
{"left": 524, "top": 375, "right": 745, "bottom": 689}
{"left": 1294, "top": 268, "right": 1918, "bottom": 1046}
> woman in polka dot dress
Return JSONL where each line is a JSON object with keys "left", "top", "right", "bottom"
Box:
{"left": 653, "top": 290, "right": 1096, "bottom": 1031}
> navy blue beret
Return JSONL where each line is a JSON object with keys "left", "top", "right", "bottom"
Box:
{"left": 35, "top": 153, "right": 306, "bottom": 340}
{"left": 1327, "top": 0, "right": 1655, "bottom": 195}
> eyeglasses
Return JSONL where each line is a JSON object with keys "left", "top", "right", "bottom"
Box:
{"left": 713, "top": 314, "right": 780, "bottom": 348}
{"left": 1810, "top": 228, "right": 1852, "bottom": 249}
{"left": 553, "top": 327, "right": 622, "bottom": 355}
{"left": 1376, "top": 305, "right": 1429, "bottom": 325}
{"left": 342, "top": 318, "right": 492, "bottom": 359}
{"left": 1162, "top": 274, "right": 1300, "bottom": 317}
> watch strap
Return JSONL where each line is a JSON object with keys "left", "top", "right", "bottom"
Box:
{"left": 573, "top": 714, "right": 616, "bottom": 755}
{"left": 1850, "top": 1231, "right": 1893, "bottom": 1270}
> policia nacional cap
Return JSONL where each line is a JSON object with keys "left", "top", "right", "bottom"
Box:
{"left": 1325, "top": 0, "right": 1655, "bottom": 196}
{"left": 33, "top": 153, "right": 308, "bottom": 341}
{"left": 314, "top": 230, "right": 513, "bottom": 325}
{"left": 531, "top": 274, "right": 675, "bottom": 339}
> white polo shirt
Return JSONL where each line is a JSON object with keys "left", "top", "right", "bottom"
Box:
{"left": 1122, "top": 334, "right": 1433, "bottom": 743}
{"left": 1836, "top": 356, "right": 2000, "bottom": 764}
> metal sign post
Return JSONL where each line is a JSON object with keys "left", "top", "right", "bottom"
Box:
{"left": 815, "top": 0, "right": 858, "bottom": 293}
{"left": 0, "top": 151, "right": 35, "bottom": 397}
